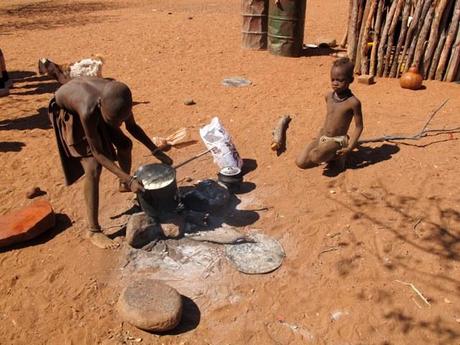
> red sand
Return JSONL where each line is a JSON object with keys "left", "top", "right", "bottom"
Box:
{"left": 1, "top": 1, "right": 460, "bottom": 344}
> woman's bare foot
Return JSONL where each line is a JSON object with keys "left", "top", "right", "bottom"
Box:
{"left": 86, "top": 231, "right": 120, "bottom": 249}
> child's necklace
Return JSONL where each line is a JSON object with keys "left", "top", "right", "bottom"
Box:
{"left": 333, "top": 91, "right": 351, "bottom": 103}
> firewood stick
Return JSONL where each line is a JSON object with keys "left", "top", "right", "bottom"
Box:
{"left": 429, "top": 0, "right": 456, "bottom": 79}
{"left": 436, "top": 0, "right": 460, "bottom": 80}
{"left": 355, "top": 0, "right": 372, "bottom": 74}
{"left": 348, "top": 0, "right": 360, "bottom": 63}
{"left": 422, "top": 0, "right": 450, "bottom": 78}
{"left": 360, "top": 0, "right": 377, "bottom": 75}
{"left": 370, "top": 0, "right": 385, "bottom": 76}
{"left": 377, "top": 0, "right": 399, "bottom": 77}
{"left": 383, "top": 0, "right": 405, "bottom": 77}
{"left": 405, "top": 0, "right": 433, "bottom": 72}
{"left": 444, "top": 23, "right": 460, "bottom": 81}
{"left": 413, "top": 3, "right": 435, "bottom": 70}
{"left": 271, "top": 115, "right": 291, "bottom": 152}
{"left": 389, "top": 0, "right": 411, "bottom": 77}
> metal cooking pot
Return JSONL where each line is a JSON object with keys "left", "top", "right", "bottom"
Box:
{"left": 135, "top": 163, "right": 179, "bottom": 218}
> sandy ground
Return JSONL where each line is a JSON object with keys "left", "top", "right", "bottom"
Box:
{"left": 1, "top": 0, "right": 460, "bottom": 344}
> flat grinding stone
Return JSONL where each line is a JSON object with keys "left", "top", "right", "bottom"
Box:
{"left": 225, "top": 233, "right": 285, "bottom": 274}
{"left": 0, "top": 199, "right": 55, "bottom": 247}
{"left": 117, "top": 279, "right": 183, "bottom": 332}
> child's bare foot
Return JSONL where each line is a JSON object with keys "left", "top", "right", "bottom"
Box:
{"left": 119, "top": 181, "right": 130, "bottom": 193}
{"left": 86, "top": 231, "right": 120, "bottom": 249}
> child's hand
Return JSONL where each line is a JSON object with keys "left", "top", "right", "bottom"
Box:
{"left": 153, "top": 149, "right": 173, "bottom": 166}
{"left": 337, "top": 147, "right": 351, "bottom": 156}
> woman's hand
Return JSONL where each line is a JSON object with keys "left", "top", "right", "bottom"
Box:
{"left": 128, "top": 177, "right": 145, "bottom": 193}
{"left": 153, "top": 149, "right": 173, "bottom": 166}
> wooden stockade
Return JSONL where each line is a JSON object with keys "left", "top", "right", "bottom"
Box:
{"left": 344, "top": 0, "right": 460, "bottom": 82}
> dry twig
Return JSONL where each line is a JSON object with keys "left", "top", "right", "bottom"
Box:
{"left": 359, "top": 99, "right": 452, "bottom": 143}
{"left": 395, "top": 279, "right": 431, "bottom": 306}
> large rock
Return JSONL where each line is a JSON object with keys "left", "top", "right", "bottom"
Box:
{"left": 117, "top": 279, "right": 183, "bottom": 332}
{"left": 0, "top": 199, "right": 55, "bottom": 247}
{"left": 126, "top": 212, "right": 161, "bottom": 248}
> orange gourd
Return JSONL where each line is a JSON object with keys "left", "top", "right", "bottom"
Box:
{"left": 400, "top": 66, "right": 423, "bottom": 90}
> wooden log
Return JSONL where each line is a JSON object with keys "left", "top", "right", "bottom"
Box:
{"left": 271, "top": 115, "right": 291, "bottom": 152}
{"left": 355, "top": 0, "right": 372, "bottom": 74}
{"left": 436, "top": 0, "right": 460, "bottom": 80}
{"left": 341, "top": 0, "right": 354, "bottom": 48}
{"left": 422, "top": 0, "right": 450, "bottom": 78}
{"left": 429, "top": 0, "right": 456, "bottom": 79}
{"left": 445, "top": 22, "right": 460, "bottom": 81}
{"left": 359, "top": 0, "right": 378, "bottom": 75}
{"left": 413, "top": 3, "right": 435, "bottom": 70}
{"left": 370, "top": 0, "right": 385, "bottom": 76}
{"left": 383, "top": 0, "right": 405, "bottom": 77}
{"left": 347, "top": 0, "right": 360, "bottom": 63}
{"left": 405, "top": 0, "right": 433, "bottom": 72}
{"left": 390, "top": 0, "right": 411, "bottom": 77}
{"left": 377, "top": 0, "right": 399, "bottom": 77}
{"left": 397, "top": 0, "right": 425, "bottom": 75}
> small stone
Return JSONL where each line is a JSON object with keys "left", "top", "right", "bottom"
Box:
{"left": 444, "top": 298, "right": 452, "bottom": 304}
{"left": 185, "top": 176, "right": 193, "bottom": 182}
{"left": 183, "top": 99, "right": 195, "bottom": 106}
{"left": 316, "top": 37, "right": 337, "bottom": 48}
{"left": 160, "top": 217, "right": 184, "bottom": 238}
{"left": 26, "top": 186, "right": 44, "bottom": 199}
{"left": 0, "top": 199, "right": 55, "bottom": 247}
{"left": 126, "top": 212, "right": 161, "bottom": 248}
{"left": 357, "top": 74, "right": 375, "bottom": 85}
{"left": 117, "top": 279, "right": 183, "bottom": 332}
{"left": 329, "top": 190, "right": 336, "bottom": 194}
{"left": 187, "top": 16, "right": 193, "bottom": 20}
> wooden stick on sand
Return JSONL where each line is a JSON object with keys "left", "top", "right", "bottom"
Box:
{"left": 271, "top": 115, "right": 292, "bottom": 153}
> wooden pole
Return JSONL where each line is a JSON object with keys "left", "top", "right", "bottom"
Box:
{"left": 413, "top": 3, "right": 435, "bottom": 70}
{"left": 355, "top": 0, "right": 372, "bottom": 73}
{"left": 429, "top": 0, "right": 456, "bottom": 79}
{"left": 405, "top": 0, "right": 432, "bottom": 72}
{"left": 398, "top": 0, "right": 425, "bottom": 75}
{"left": 422, "top": 0, "right": 450, "bottom": 78}
{"left": 347, "top": 0, "right": 360, "bottom": 63}
{"left": 370, "top": 0, "right": 385, "bottom": 76}
{"left": 377, "top": 0, "right": 399, "bottom": 77}
{"left": 360, "top": 0, "right": 378, "bottom": 75}
{"left": 390, "top": 0, "right": 411, "bottom": 77}
{"left": 436, "top": 0, "right": 460, "bottom": 80}
{"left": 383, "top": 0, "right": 405, "bottom": 77}
{"left": 445, "top": 23, "right": 460, "bottom": 81}
{"left": 341, "top": 0, "right": 354, "bottom": 48}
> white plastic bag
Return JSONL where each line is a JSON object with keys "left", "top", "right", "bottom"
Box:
{"left": 199, "top": 117, "right": 243, "bottom": 169}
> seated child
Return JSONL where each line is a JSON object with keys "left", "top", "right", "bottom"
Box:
{"left": 296, "top": 57, "right": 363, "bottom": 170}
